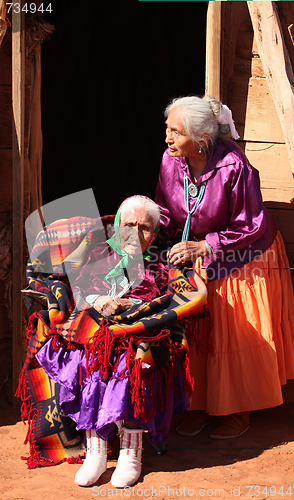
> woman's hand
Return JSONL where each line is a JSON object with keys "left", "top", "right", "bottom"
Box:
{"left": 169, "top": 240, "right": 209, "bottom": 266}
{"left": 93, "top": 296, "right": 133, "bottom": 317}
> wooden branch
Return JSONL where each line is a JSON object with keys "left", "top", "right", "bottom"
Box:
{"left": 12, "top": 4, "right": 25, "bottom": 404}
{"left": 248, "top": 1, "right": 294, "bottom": 175}
{"left": 205, "top": 1, "right": 221, "bottom": 99}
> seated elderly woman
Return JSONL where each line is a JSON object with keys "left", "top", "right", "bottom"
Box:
{"left": 29, "top": 196, "right": 193, "bottom": 488}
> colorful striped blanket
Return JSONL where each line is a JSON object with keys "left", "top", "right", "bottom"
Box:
{"left": 17, "top": 216, "right": 209, "bottom": 468}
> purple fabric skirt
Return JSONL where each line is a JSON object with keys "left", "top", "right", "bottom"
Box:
{"left": 36, "top": 338, "right": 189, "bottom": 443}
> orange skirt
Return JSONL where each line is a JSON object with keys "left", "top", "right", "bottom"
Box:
{"left": 189, "top": 231, "right": 294, "bottom": 415}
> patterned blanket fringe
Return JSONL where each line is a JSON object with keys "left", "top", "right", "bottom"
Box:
{"left": 85, "top": 320, "right": 116, "bottom": 379}
{"left": 129, "top": 338, "right": 194, "bottom": 422}
{"left": 50, "top": 333, "right": 81, "bottom": 351}
{"left": 84, "top": 320, "right": 194, "bottom": 423}
{"left": 186, "top": 315, "right": 214, "bottom": 355}
{"left": 24, "top": 450, "right": 85, "bottom": 469}
{"left": 15, "top": 313, "right": 86, "bottom": 470}
{"left": 15, "top": 314, "right": 39, "bottom": 440}
{"left": 85, "top": 320, "right": 171, "bottom": 379}
{"left": 15, "top": 364, "right": 33, "bottom": 442}
{"left": 16, "top": 362, "right": 86, "bottom": 470}
{"left": 16, "top": 314, "right": 194, "bottom": 468}
{"left": 16, "top": 365, "right": 50, "bottom": 469}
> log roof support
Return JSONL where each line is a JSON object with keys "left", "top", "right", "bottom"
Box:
{"left": 205, "top": 1, "right": 221, "bottom": 100}
{"left": 12, "top": 4, "right": 25, "bottom": 403}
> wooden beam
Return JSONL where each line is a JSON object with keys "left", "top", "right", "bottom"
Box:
{"left": 205, "top": 1, "right": 222, "bottom": 99}
{"left": 12, "top": 4, "right": 25, "bottom": 404}
{"left": 29, "top": 43, "right": 44, "bottom": 217}
{"left": 248, "top": 1, "right": 294, "bottom": 175}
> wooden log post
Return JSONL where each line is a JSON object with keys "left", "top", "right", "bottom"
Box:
{"left": 29, "top": 43, "right": 44, "bottom": 219}
{"left": 12, "top": 4, "right": 25, "bottom": 404}
{"left": 205, "top": 1, "right": 222, "bottom": 99}
{"left": 248, "top": 1, "right": 294, "bottom": 175}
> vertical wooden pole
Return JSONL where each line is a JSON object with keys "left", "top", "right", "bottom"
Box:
{"left": 205, "top": 1, "right": 222, "bottom": 100}
{"left": 12, "top": 3, "right": 25, "bottom": 404}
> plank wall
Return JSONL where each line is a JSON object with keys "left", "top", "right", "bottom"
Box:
{"left": 222, "top": 2, "right": 294, "bottom": 281}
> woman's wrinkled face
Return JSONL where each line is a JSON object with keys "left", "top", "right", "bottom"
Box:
{"left": 119, "top": 207, "right": 155, "bottom": 255}
{"left": 165, "top": 107, "right": 197, "bottom": 158}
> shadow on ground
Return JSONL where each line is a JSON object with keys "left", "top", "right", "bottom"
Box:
{"left": 139, "top": 379, "right": 294, "bottom": 474}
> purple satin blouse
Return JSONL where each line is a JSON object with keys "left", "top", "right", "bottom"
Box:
{"left": 155, "top": 141, "right": 277, "bottom": 281}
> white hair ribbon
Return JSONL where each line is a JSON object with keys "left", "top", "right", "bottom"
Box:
{"left": 217, "top": 104, "right": 240, "bottom": 140}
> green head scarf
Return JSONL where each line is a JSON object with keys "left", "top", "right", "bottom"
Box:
{"left": 105, "top": 196, "right": 160, "bottom": 284}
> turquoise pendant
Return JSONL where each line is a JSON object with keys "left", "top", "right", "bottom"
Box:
{"left": 188, "top": 183, "right": 198, "bottom": 197}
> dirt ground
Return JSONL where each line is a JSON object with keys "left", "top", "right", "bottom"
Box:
{"left": 1, "top": 381, "right": 294, "bottom": 500}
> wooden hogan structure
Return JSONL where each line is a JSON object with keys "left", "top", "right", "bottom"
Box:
{"left": 0, "top": 1, "right": 294, "bottom": 404}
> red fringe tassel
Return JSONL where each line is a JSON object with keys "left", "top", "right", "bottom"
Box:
{"left": 84, "top": 321, "right": 194, "bottom": 424}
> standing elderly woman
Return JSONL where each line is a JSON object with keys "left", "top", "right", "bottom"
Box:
{"left": 36, "top": 195, "right": 189, "bottom": 487}
{"left": 155, "top": 95, "right": 294, "bottom": 439}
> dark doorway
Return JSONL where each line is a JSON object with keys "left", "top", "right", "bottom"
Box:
{"left": 41, "top": 0, "right": 207, "bottom": 216}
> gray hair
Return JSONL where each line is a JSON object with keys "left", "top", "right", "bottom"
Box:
{"left": 120, "top": 196, "right": 160, "bottom": 230}
{"left": 164, "top": 95, "right": 231, "bottom": 147}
